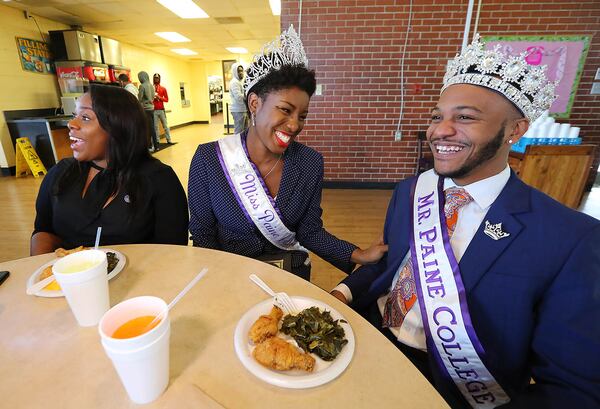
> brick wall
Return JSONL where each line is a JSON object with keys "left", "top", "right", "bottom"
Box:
{"left": 281, "top": 0, "right": 600, "bottom": 187}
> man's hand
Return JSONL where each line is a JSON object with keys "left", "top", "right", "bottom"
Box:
{"left": 350, "top": 234, "right": 388, "bottom": 265}
{"left": 330, "top": 290, "right": 348, "bottom": 304}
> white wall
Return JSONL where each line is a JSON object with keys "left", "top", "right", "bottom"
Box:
{"left": 121, "top": 44, "right": 197, "bottom": 127}
{"left": 0, "top": 4, "right": 222, "bottom": 169}
{"left": 0, "top": 5, "right": 69, "bottom": 168}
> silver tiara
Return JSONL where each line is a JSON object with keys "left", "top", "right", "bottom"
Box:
{"left": 243, "top": 25, "right": 309, "bottom": 97}
{"left": 441, "top": 34, "right": 557, "bottom": 122}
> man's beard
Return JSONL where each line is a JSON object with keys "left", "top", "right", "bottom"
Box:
{"left": 434, "top": 123, "right": 506, "bottom": 180}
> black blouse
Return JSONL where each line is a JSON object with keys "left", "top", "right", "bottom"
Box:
{"left": 34, "top": 158, "right": 189, "bottom": 249}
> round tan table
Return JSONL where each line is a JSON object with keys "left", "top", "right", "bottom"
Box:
{"left": 0, "top": 244, "right": 448, "bottom": 408}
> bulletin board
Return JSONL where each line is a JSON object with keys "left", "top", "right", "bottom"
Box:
{"left": 483, "top": 35, "right": 590, "bottom": 118}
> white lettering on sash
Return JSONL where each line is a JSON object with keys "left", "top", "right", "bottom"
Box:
{"left": 411, "top": 170, "right": 510, "bottom": 408}
{"left": 217, "top": 134, "right": 307, "bottom": 253}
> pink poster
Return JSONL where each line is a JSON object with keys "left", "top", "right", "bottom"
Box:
{"left": 484, "top": 36, "right": 590, "bottom": 118}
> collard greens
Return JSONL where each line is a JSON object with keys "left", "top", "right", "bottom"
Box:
{"left": 280, "top": 307, "right": 348, "bottom": 361}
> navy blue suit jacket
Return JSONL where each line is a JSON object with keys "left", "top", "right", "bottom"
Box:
{"left": 343, "top": 172, "right": 600, "bottom": 408}
{"left": 188, "top": 137, "right": 357, "bottom": 273}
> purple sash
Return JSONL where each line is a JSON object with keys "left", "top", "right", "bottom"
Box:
{"left": 216, "top": 134, "right": 307, "bottom": 253}
{"left": 410, "top": 170, "right": 510, "bottom": 408}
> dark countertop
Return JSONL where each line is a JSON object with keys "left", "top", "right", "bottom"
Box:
{"left": 6, "top": 115, "right": 71, "bottom": 125}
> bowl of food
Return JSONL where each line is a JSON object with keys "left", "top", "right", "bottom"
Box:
{"left": 27, "top": 246, "right": 126, "bottom": 297}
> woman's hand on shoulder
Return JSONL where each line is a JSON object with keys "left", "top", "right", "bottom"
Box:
{"left": 350, "top": 234, "right": 388, "bottom": 265}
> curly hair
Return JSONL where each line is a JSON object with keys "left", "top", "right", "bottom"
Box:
{"left": 245, "top": 64, "right": 316, "bottom": 110}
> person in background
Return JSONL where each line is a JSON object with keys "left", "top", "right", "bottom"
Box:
{"left": 153, "top": 73, "right": 173, "bottom": 145}
{"left": 331, "top": 36, "right": 600, "bottom": 408}
{"left": 31, "top": 84, "right": 189, "bottom": 255}
{"left": 188, "top": 26, "right": 387, "bottom": 281}
{"left": 229, "top": 62, "right": 247, "bottom": 134}
{"left": 118, "top": 73, "right": 138, "bottom": 99}
{"left": 138, "top": 71, "right": 159, "bottom": 152}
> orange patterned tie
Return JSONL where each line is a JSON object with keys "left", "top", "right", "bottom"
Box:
{"left": 382, "top": 187, "right": 473, "bottom": 328}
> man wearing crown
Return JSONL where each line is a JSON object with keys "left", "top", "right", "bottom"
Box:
{"left": 332, "top": 35, "right": 600, "bottom": 408}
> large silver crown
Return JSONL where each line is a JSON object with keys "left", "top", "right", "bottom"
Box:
{"left": 243, "top": 25, "right": 309, "bottom": 97}
{"left": 441, "top": 34, "right": 557, "bottom": 122}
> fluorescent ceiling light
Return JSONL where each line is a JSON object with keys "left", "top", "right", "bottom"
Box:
{"left": 171, "top": 48, "right": 198, "bottom": 55}
{"left": 226, "top": 47, "right": 248, "bottom": 54}
{"left": 157, "top": 0, "right": 209, "bottom": 19}
{"left": 155, "top": 32, "right": 191, "bottom": 42}
{"left": 269, "top": 0, "right": 281, "bottom": 16}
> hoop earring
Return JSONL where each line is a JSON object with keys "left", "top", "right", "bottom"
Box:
{"left": 251, "top": 112, "right": 256, "bottom": 127}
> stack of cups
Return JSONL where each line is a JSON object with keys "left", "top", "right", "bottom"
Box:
{"left": 533, "top": 110, "right": 549, "bottom": 125}
{"left": 98, "top": 296, "right": 171, "bottom": 404}
{"left": 548, "top": 123, "right": 561, "bottom": 145}
{"left": 568, "top": 127, "right": 581, "bottom": 145}
{"left": 538, "top": 116, "right": 555, "bottom": 145}
{"left": 528, "top": 110, "right": 547, "bottom": 145}
{"left": 558, "top": 123, "right": 571, "bottom": 145}
{"left": 52, "top": 249, "right": 109, "bottom": 327}
{"left": 536, "top": 122, "right": 551, "bottom": 145}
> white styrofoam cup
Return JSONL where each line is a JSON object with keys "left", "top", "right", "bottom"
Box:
{"left": 52, "top": 249, "right": 109, "bottom": 327}
{"left": 98, "top": 296, "right": 170, "bottom": 404}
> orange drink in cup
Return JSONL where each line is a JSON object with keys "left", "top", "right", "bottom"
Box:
{"left": 112, "top": 316, "right": 162, "bottom": 339}
{"left": 98, "top": 296, "right": 170, "bottom": 404}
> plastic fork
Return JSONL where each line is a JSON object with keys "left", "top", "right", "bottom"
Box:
{"left": 26, "top": 274, "right": 56, "bottom": 295}
{"left": 249, "top": 274, "right": 298, "bottom": 314}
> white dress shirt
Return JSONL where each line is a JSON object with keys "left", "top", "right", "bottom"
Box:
{"left": 334, "top": 166, "right": 511, "bottom": 351}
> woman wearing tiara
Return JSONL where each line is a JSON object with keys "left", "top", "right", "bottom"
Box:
{"left": 188, "top": 26, "right": 386, "bottom": 280}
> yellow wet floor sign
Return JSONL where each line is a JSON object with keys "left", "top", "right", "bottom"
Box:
{"left": 15, "top": 137, "right": 47, "bottom": 178}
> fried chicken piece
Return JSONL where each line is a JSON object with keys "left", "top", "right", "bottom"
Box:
{"left": 249, "top": 306, "right": 283, "bottom": 344}
{"left": 38, "top": 265, "right": 61, "bottom": 290}
{"left": 253, "top": 336, "right": 315, "bottom": 372}
{"left": 54, "top": 246, "right": 86, "bottom": 258}
{"left": 39, "top": 265, "right": 53, "bottom": 281}
{"left": 36, "top": 246, "right": 85, "bottom": 291}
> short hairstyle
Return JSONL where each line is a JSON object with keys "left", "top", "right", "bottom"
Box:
{"left": 117, "top": 73, "right": 129, "bottom": 82}
{"left": 245, "top": 64, "right": 316, "bottom": 110}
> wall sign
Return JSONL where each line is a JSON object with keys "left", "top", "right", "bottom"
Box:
{"left": 15, "top": 36, "right": 55, "bottom": 74}
{"left": 483, "top": 35, "right": 590, "bottom": 118}
{"left": 222, "top": 59, "right": 236, "bottom": 92}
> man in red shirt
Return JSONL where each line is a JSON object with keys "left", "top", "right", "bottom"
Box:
{"left": 153, "top": 73, "right": 173, "bottom": 144}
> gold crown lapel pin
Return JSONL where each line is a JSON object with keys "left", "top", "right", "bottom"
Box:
{"left": 483, "top": 220, "right": 510, "bottom": 240}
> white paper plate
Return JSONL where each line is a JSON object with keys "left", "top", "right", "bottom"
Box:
{"left": 234, "top": 296, "right": 355, "bottom": 389}
{"left": 26, "top": 249, "right": 126, "bottom": 298}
